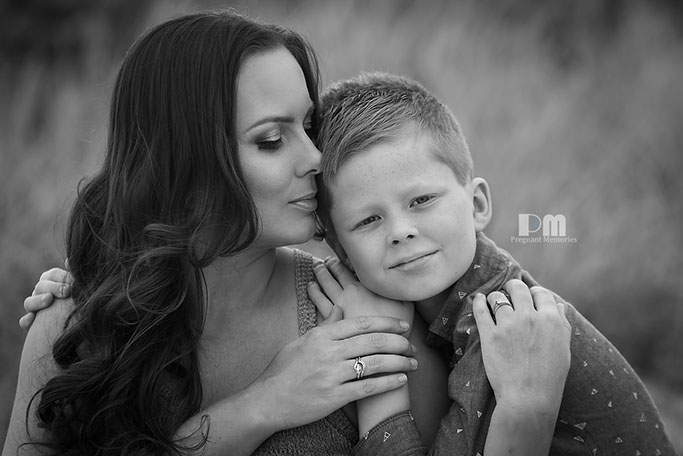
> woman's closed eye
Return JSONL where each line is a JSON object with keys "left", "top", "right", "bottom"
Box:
{"left": 256, "top": 136, "right": 282, "bottom": 150}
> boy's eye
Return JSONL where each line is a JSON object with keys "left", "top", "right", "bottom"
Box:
{"left": 256, "top": 137, "right": 282, "bottom": 150}
{"left": 304, "top": 121, "right": 316, "bottom": 139}
{"left": 354, "top": 215, "right": 380, "bottom": 230}
{"left": 411, "top": 195, "right": 435, "bottom": 206}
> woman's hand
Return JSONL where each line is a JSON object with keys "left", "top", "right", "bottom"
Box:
{"left": 177, "top": 313, "right": 417, "bottom": 455}
{"left": 306, "top": 257, "right": 416, "bottom": 437}
{"left": 20, "top": 267, "right": 73, "bottom": 331}
{"left": 473, "top": 279, "right": 571, "bottom": 456}
{"left": 249, "top": 313, "right": 417, "bottom": 431}
{"left": 307, "top": 257, "right": 414, "bottom": 336}
{"left": 474, "top": 279, "right": 571, "bottom": 413}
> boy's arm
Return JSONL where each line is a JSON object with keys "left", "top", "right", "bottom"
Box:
{"left": 311, "top": 263, "right": 571, "bottom": 456}
{"left": 355, "top": 284, "right": 570, "bottom": 456}
{"left": 356, "top": 385, "right": 413, "bottom": 440}
{"left": 555, "top": 300, "right": 677, "bottom": 454}
{"left": 307, "top": 258, "right": 424, "bottom": 452}
{"left": 3, "top": 298, "right": 71, "bottom": 455}
{"left": 353, "top": 398, "right": 561, "bottom": 456}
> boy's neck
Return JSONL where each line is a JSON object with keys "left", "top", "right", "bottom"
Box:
{"left": 414, "top": 284, "right": 455, "bottom": 326}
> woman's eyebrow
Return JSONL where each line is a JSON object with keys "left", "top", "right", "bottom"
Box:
{"left": 245, "top": 103, "right": 315, "bottom": 133}
{"left": 245, "top": 115, "right": 295, "bottom": 133}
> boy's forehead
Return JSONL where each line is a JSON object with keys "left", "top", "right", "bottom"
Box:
{"left": 328, "top": 132, "right": 456, "bottom": 198}
{"left": 333, "top": 131, "right": 446, "bottom": 176}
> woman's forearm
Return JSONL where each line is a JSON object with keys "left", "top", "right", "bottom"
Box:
{"left": 175, "top": 378, "right": 281, "bottom": 456}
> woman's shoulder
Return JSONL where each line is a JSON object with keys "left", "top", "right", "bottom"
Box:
{"left": 276, "top": 247, "right": 324, "bottom": 335}
{"left": 275, "top": 247, "right": 317, "bottom": 293}
{"left": 286, "top": 242, "right": 332, "bottom": 262}
{"left": 276, "top": 246, "right": 323, "bottom": 272}
{"left": 278, "top": 243, "right": 331, "bottom": 267}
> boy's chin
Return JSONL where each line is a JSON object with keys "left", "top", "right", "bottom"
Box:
{"left": 373, "top": 286, "right": 445, "bottom": 304}
{"left": 371, "top": 280, "right": 457, "bottom": 306}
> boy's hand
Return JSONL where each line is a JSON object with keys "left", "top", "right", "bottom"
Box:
{"left": 308, "top": 257, "right": 414, "bottom": 336}
{"left": 473, "top": 279, "right": 571, "bottom": 413}
{"left": 20, "top": 266, "right": 73, "bottom": 331}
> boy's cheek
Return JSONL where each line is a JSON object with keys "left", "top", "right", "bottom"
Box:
{"left": 325, "top": 230, "right": 348, "bottom": 262}
{"left": 339, "top": 233, "right": 386, "bottom": 279}
{"left": 340, "top": 256, "right": 356, "bottom": 274}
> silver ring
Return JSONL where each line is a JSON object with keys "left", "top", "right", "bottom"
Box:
{"left": 353, "top": 357, "right": 366, "bottom": 380}
{"left": 492, "top": 299, "right": 514, "bottom": 315}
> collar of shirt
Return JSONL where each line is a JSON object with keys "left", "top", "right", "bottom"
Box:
{"left": 425, "top": 232, "right": 523, "bottom": 348}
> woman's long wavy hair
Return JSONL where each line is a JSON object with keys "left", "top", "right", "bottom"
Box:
{"left": 28, "top": 10, "right": 321, "bottom": 455}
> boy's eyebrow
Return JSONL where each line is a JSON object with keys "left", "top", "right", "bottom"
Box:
{"left": 244, "top": 104, "right": 314, "bottom": 133}
{"left": 343, "top": 204, "right": 376, "bottom": 226}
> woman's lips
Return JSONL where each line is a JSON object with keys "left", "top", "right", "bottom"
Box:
{"left": 289, "top": 195, "right": 318, "bottom": 211}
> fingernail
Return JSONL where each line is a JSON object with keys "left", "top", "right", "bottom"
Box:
{"left": 411, "top": 344, "right": 417, "bottom": 355}
{"left": 42, "top": 294, "right": 50, "bottom": 303}
{"left": 410, "top": 358, "right": 418, "bottom": 369}
{"left": 398, "top": 374, "right": 408, "bottom": 383}
{"left": 61, "top": 284, "right": 70, "bottom": 297}
{"left": 399, "top": 320, "right": 410, "bottom": 330}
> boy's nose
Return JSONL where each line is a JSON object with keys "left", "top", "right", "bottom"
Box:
{"left": 389, "top": 218, "right": 419, "bottom": 245}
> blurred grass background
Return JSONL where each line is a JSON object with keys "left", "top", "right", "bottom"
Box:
{"left": 1, "top": 0, "right": 681, "bottom": 449}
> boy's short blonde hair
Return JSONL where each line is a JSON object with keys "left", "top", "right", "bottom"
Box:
{"left": 317, "top": 72, "right": 473, "bottom": 239}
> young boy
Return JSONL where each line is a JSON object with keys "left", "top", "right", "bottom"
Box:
{"left": 313, "top": 72, "right": 676, "bottom": 455}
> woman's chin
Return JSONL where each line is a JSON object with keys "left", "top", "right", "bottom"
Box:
{"left": 262, "top": 223, "right": 316, "bottom": 248}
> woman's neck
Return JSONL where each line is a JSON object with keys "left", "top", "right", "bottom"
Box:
{"left": 203, "top": 247, "right": 279, "bottom": 315}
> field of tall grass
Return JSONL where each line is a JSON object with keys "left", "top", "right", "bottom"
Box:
{"left": 1, "top": 0, "right": 681, "bottom": 448}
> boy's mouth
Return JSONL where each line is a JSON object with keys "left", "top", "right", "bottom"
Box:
{"left": 389, "top": 250, "right": 437, "bottom": 270}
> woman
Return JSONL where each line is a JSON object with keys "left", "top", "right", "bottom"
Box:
{"left": 6, "top": 10, "right": 570, "bottom": 456}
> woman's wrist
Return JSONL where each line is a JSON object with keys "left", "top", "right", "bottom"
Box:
{"left": 495, "top": 384, "right": 563, "bottom": 418}
{"left": 494, "top": 393, "right": 561, "bottom": 431}
{"left": 174, "top": 380, "right": 282, "bottom": 456}
{"left": 245, "top": 376, "right": 290, "bottom": 435}
{"left": 484, "top": 398, "right": 559, "bottom": 456}
{"left": 485, "top": 396, "right": 560, "bottom": 456}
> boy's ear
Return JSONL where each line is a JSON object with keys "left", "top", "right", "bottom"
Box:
{"left": 324, "top": 232, "right": 355, "bottom": 273}
{"left": 471, "top": 177, "right": 492, "bottom": 232}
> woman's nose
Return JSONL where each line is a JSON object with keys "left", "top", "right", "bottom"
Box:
{"left": 297, "top": 132, "right": 321, "bottom": 177}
